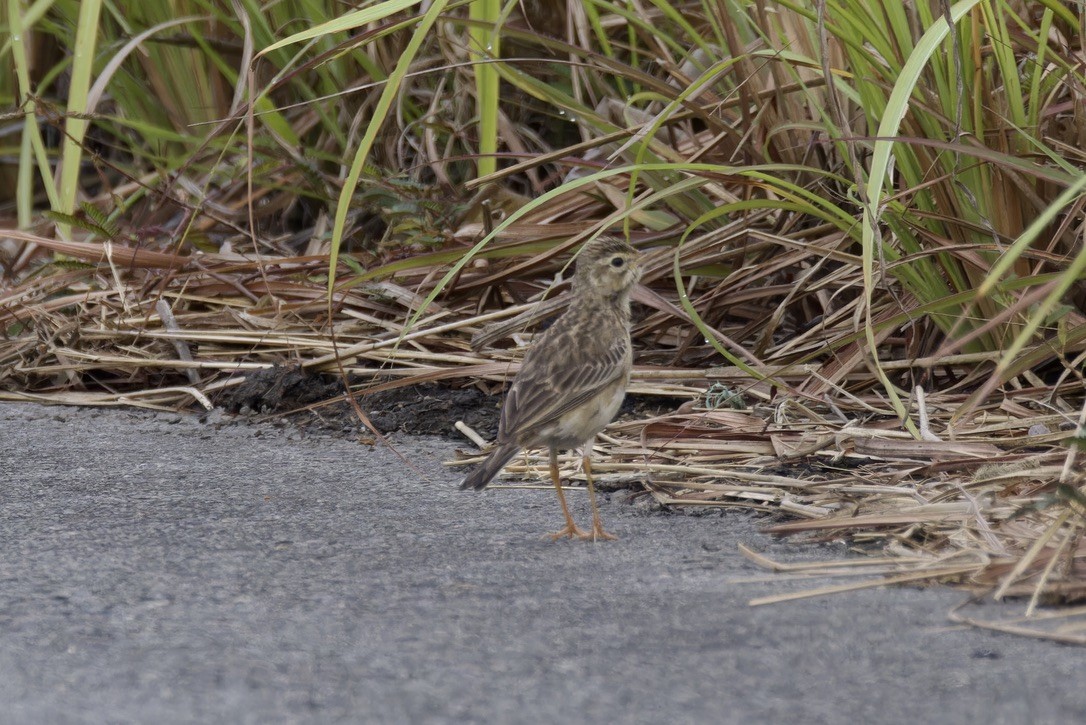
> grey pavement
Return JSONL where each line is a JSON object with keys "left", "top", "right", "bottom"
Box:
{"left": 1, "top": 403, "right": 1082, "bottom": 724}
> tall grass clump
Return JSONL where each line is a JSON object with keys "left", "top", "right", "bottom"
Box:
{"left": 2, "top": 0, "right": 1084, "bottom": 422}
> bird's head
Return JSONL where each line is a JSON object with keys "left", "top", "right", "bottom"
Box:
{"left": 573, "top": 237, "right": 642, "bottom": 301}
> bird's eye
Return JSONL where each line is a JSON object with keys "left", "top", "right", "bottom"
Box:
{"left": 610, "top": 257, "right": 625, "bottom": 268}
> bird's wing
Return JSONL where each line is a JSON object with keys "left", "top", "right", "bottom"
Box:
{"left": 499, "top": 329, "right": 629, "bottom": 439}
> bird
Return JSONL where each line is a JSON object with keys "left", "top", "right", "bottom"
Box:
{"left": 461, "top": 237, "right": 641, "bottom": 541}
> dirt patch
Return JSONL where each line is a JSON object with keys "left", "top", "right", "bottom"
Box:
{"left": 220, "top": 365, "right": 342, "bottom": 415}
{"left": 359, "top": 384, "right": 502, "bottom": 438}
{"left": 217, "top": 365, "right": 500, "bottom": 438}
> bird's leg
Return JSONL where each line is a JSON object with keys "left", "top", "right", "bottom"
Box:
{"left": 582, "top": 451, "right": 617, "bottom": 541}
{"left": 546, "top": 447, "right": 589, "bottom": 541}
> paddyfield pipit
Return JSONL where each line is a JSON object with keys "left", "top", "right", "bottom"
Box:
{"left": 461, "top": 237, "right": 641, "bottom": 541}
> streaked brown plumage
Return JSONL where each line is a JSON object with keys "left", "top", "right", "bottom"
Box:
{"left": 461, "top": 237, "right": 641, "bottom": 541}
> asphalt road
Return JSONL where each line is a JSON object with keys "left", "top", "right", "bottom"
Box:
{"left": 1, "top": 403, "right": 1082, "bottom": 724}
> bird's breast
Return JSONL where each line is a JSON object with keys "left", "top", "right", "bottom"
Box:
{"left": 533, "top": 374, "right": 628, "bottom": 449}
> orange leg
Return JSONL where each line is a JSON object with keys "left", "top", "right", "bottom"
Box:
{"left": 546, "top": 447, "right": 590, "bottom": 541}
{"left": 583, "top": 453, "right": 617, "bottom": 541}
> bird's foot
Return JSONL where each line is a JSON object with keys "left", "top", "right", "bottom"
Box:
{"left": 547, "top": 522, "right": 592, "bottom": 541}
{"left": 589, "top": 525, "right": 618, "bottom": 542}
{"left": 546, "top": 523, "right": 617, "bottom": 542}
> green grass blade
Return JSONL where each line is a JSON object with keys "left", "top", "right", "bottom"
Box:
{"left": 861, "top": 0, "right": 983, "bottom": 431}
{"left": 469, "top": 0, "right": 500, "bottom": 179}
{"left": 257, "top": 0, "right": 425, "bottom": 56}
{"left": 56, "top": 0, "right": 103, "bottom": 240}
{"left": 326, "top": 0, "right": 451, "bottom": 297}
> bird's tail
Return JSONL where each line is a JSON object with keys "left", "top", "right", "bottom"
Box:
{"left": 460, "top": 442, "right": 520, "bottom": 490}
